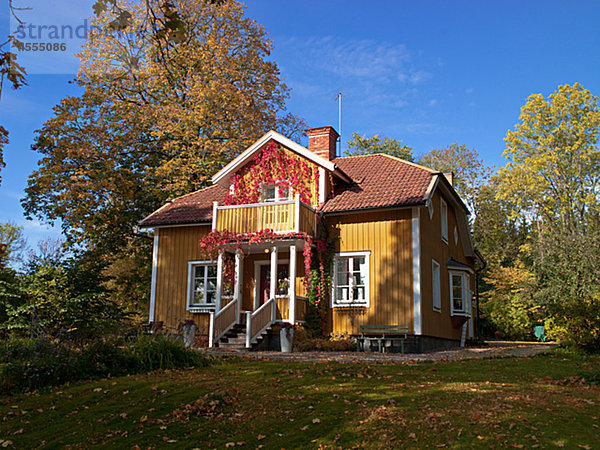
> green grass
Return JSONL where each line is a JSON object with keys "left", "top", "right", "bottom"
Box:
{"left": 1, "top": 351, "right": 599, "bottom": 448}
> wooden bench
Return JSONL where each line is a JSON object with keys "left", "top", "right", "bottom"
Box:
{"left": 357, "top": 325, "right": 408, "bottom": 354}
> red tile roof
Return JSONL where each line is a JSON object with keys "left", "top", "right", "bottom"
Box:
{"left": 139, "top": 185, "right": 228, "bottom": 227}
{"left": 139, "top": 154, "right": 435, "bottom": 227}
{"left": 320, "top": 154, "right": 435, "bottom": 213}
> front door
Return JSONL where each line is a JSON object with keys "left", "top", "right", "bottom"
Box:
{"left": 258, "top": 263, "right": 290, "bottom": 306}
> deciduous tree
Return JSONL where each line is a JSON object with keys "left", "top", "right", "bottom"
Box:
{"left": 345, "top": 132, "right": 413, "bottom": 161}
{"left": 418, "top": 143, "right": 491, "bottom": 217}
{"left": 22, "top": 0, "right": 305, "bottom": 315}
{"left": 500, "top": 83, "right": 600, "bottom": 233}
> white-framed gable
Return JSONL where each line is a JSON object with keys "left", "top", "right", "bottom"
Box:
{"left": 212, "top": 130, "right": 337, "bottom": 187}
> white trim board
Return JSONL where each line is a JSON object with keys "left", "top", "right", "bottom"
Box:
{"left": 412, "top": 207, "right": 422, "bottom": 335}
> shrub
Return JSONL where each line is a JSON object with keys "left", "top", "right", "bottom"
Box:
{"left": 0, "top": 335, "right": 210, "bottom": 394}
{"left": 0, "top": 338, "right": 76, "bottom": 393}
{"left": 132, "top": 334, "right": 209, "bottom": 371}
{"left": 76, "top": 338, "right": 139, "bottom": 378}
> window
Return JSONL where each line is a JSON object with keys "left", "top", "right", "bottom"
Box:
{"left": 441, "top": 198, "right": 448, "bottom": 243}
{"left": 432, "top": 259, "right": 441, "bottom": 311}
{"left": 187, "top": 261, "right": 217, "bottom": 310}
{"left": 332, "top": 251, "right": 370, "bottom": 307}
{"left": 449, "top": 271, "right": 468, "bottom": 315}
{"left": 261, "top": 183, "right": 291, "bottom": 202}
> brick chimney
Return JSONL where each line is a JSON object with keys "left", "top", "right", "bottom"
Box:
{"left": 305, "top": 126, "right": 339, "bottom": 161}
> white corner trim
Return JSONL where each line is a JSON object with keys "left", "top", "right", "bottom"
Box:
{"left": 211, "top": 130, "right": 335, "bottom": 185}
{"left": 412, "top": 207, "right": 422, "bottom": 335}
{"left": 149, "top": 229, "right": 159, "bottom": 323}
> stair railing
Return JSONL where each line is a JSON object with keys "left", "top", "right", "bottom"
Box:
{"left": 209, "top": 298, "right": 237, "bottom": 348}
{"left": 245, "top": 298, "right": 276, "bottom": 348}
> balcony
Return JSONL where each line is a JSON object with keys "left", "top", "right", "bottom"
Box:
{"left": 212, "top": 195, "right": 317, "bottom": 236}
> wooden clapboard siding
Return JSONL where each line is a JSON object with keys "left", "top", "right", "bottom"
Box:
{"left": 154, "top": 225, "right": 212, "bottom": 335}
{"left": 420, "top": 190, "right": 474, "bottom": 340}
{"left": 328, "top": 209, "right": 413, "bottom": 335}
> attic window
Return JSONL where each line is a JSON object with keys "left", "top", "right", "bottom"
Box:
{"left": 261, "top": 184, "right": 291, "bottom": 203}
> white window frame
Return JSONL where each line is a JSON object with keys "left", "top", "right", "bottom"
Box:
{"left": 261, "top": 183, "right": 292, "bottom": 203}
{"left": 449, "top": 270, "right": 469, "bottom": 316}
{"left": 332, "top": 251, "right": 371, "bottom": 308}
{"left": 441, "top": 197, "right": 448, "bottom": 243}
{"left": 432, "top": 259, "right": 441, "bottom": 312}
{"left": 187, "top": 260, "right": 217, "bottom": 312}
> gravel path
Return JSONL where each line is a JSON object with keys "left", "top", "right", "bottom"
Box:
{"left": 200, "top": 342, "right": 553, "bottom": 364}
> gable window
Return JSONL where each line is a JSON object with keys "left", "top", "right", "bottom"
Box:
{"left": 332, "top": 251, "right": 370, "bottom": 307}
{"left": 187, "top": 261, "right": 217, "bottom": 311}
{"left": 449, "top": 271, "right": 468, "bottom": 315}
{"left": 261, "top": 183, "right": 291, "bottom": 203}
{"left": 441, "top": 198, "right": 448, "bottom": 243}
{"left": 432, "top": 259, "right": 441, "bottom": 312}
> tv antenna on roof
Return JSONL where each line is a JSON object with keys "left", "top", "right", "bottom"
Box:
{"left": 335, "top": 92, "right": 343, "bottom": 157}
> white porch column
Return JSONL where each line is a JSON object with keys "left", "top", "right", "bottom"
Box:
{"left": 234, "top": 249, "right": 243, "bottom": 321}
{"left": 294, "top": 194, "right": 301, "bottom": 233}
{"left": 270, "top": 246, "right": 278, "bottom": 302}
{"left": 215, "top": 251, "right": 223, "bottom": 312}
{"left": 212, "top": 201, "right": 219, "bottom": 231}
{"left": 289, "top": 244, "right": 297, "bottom": 325}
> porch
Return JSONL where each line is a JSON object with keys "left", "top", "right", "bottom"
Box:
{"left": 208, "top": 239, "right": 308, "bottom": 349}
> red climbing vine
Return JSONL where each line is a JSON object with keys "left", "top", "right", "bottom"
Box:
{"left": 224, "top": 142, "right": 319, "bottom": 205}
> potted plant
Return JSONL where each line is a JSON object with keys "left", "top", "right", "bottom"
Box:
{"left": 279, "top": 322, "right": 295, "bottom": 352}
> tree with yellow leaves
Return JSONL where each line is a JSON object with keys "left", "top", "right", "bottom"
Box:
{"left": 498, "top": 83, "right": 600, "bottom": 349}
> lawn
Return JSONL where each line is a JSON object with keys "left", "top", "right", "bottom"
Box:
{"left": 1, "top": 351, "right": 599, "bottom": 448}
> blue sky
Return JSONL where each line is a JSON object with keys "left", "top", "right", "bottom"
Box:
{"left": 1, "top": 0, "right": 600, "bottom": 248}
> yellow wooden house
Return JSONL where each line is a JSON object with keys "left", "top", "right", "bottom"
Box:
{"left": 139, "top": 126, "right": 482, "bottom": 352}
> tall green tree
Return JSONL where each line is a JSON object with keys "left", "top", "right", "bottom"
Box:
{"left": 498, "top": 83, "right": 600, "bottom": 348}
{"left": 499, "top": 83, "right": 600, "bottom": 233}
{"left": 418, "top": 143, "right": 491, "bottom": 217}
{"left": 345, "top": 132, "right": 413, "bottom": 161}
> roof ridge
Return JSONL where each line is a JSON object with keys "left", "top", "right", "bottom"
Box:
{"left": 335, "top": 153, "right": 437, "bottom": 173}
{"left": 376, "top": 153, "right": 437, "bottom": 173}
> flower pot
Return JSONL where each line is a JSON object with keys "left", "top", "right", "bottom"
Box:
{"left": 280, "top": 327, "right": 294, "bottom": 352}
